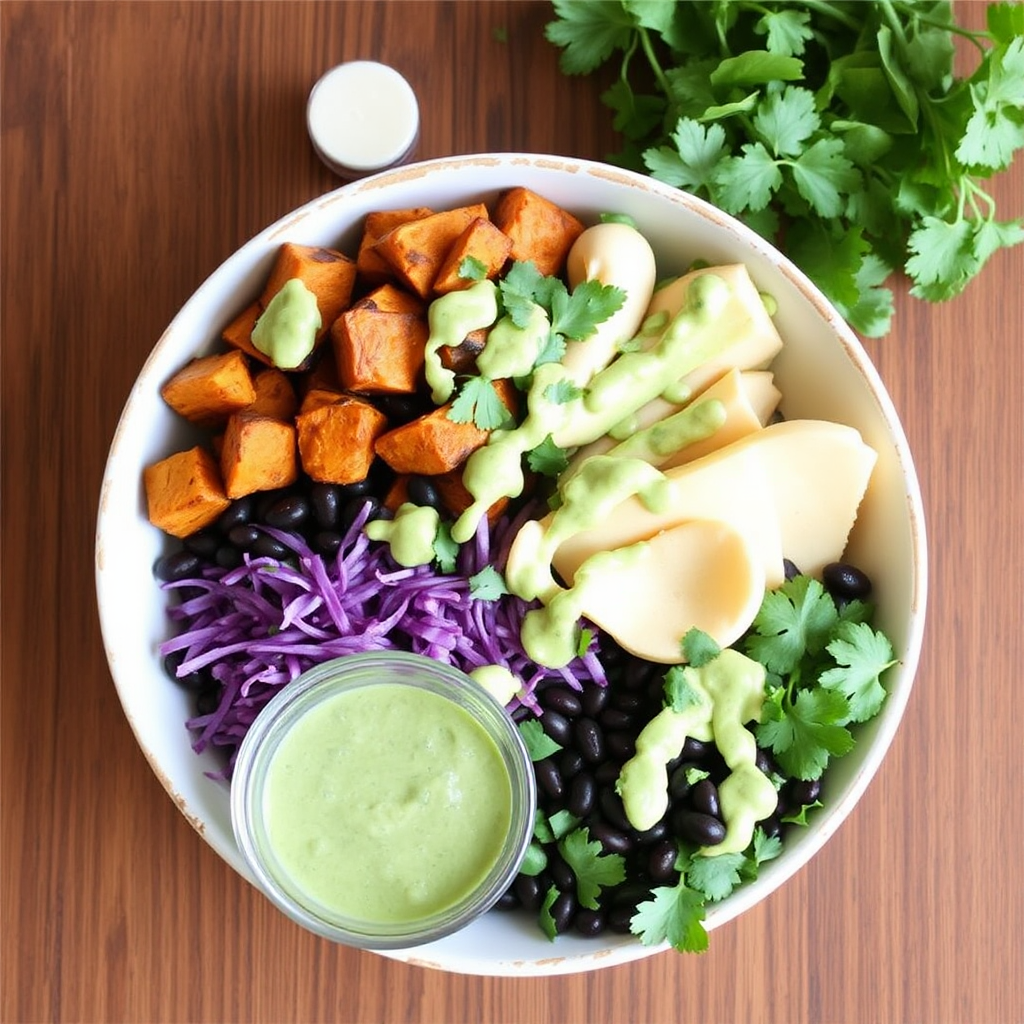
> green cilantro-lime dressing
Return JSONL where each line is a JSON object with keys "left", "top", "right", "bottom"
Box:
{"left": 468, "top": 664, "right": 521, "bottom": 706}
{"left": 263, "top": 683, "right": 513, "bottom": 923}
{"left": 251, "top": 278, "right": 321, "bottom": 369}
{"left": 660, "top": 379, "right": 693, "bottom": 405}
{"left": 424, "top": 279, "right": 498, "bottom": 404}
{"left": 604, "top": 397, "right": 726, "bottom": 464}
{"left": 615, "top": 649, "right": 778, "bottom": 855}
{"left": 475, "top": 304, "right": 550, "bottom": 380}
{"left": 364, "top": 503, "right": 439, "bottom": 567}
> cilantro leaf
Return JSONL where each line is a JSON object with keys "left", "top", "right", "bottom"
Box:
{"left": 682, "top": 627, "right": 721, "bottom": 668}
{"left": 714, "top": 142, "right": 783, "bottom": 213}
{"left": 630, "top": 881, "right": 708, "bottom": 953}
{"left": 518, "top": 720, "right": 562, "bottom": 762}
{"left": 754, "top": 86, "right": 819, "bottom": 158}
{"left": 744, "top": 576, "right": 839, "bottom": 675}
{"left": 549, "top": 278, "right": 626, "bottom": 340}
{"left": 447, "top": 376, "right": 513, "bottom": 430}
{"left": 686, "top": 851, "right": 747, "bottom": 902}
{"left": 457, "top": 255, "right": 488, "bottom": 281}
{"left": 662, "top": 664, "right": 705, "bottom": 713}
{"left": 468, "top": 564, "right": 509, "bottom": 601}
{"left": 790, "top": 138, "right": 862, "bottom": 219}
{"left": 544, "top": 378, "right": 585, "bottom": 405}
{"left": 547, "top": 809, "right": 581, "bottom": 840}
{"left": 526, "top": 434, "right": 570, "bottom": 477}
{"left": 545, "top": 0, "right": 636, "bottom": 75}
{"left": 499, "top": 260, "right": 547, "bottom": 327}
{"left": 956, "top": 38, "right": 1024, "bottom": 171}
{"left": 644, "top": 119, "right": 728, "bottom": 192}
{"left": 519, "top": 843, "right": 548, "bottom": 876}
{"left": 432, "top": 520, "right": 459, "bottom": 573}
{"left": 558, "top": 827, "right": 627, "bottom": 909}
{"left": 752, "top": 826, "right": 783, "bottom": 866}
{"left": 782, "top": 798, "right": 823, "bottom": 826}
{"left": 756, "top": 686, "right": 855, "bottom": 781}
{"left": 538, "top": 884, "right": 560, "bottom": 940}
{"left": 755, "top": 9, "right": 813, "bottom": 57}
{"left": 819, "top": 620, "right": 895, "bottom": 723}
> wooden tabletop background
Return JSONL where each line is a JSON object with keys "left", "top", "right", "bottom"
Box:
{"left": 3, "top": 2, "right": 1022, "bottom": 1022}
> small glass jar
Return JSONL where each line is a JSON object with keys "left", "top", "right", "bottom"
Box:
{"left": 306, "top": 61, "right": 420, "bottom": 179}
{"left": 230, "top": 652, "right": 535, "bottom": 949}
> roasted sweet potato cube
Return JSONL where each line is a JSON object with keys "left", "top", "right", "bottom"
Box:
{"left": 331, "top": 307, "right": 428, "bottom": 394}
{"left": 298, "top": 387, "right": 347, "bottom": 415}
{"left": 383, "top": 474, "right": 411, "bottom": 513}
{"left": 221, "top": 302, "right": 275, "bottom": 367}
{"left": 160, "top": 350, "right": 257, "bottom": 426}
{"left": 297, "top": 346, "right": 342, "bottom": 396}
{"left": 438, "top": 328, "right": 488, "bottom": 374}
{"left": 296, "top": 396, "right": 389, "bottom": 484}
{"left": 432, "top": 217, "right": 513, "bottom": 294}
{"left": 246, "top": 367, "right": 298, "bottom": 420}
{"left": 373, "top": 380, "right": 516, "bottom": 475}
{"left": 259, "top": 243, "right": 357, "bottom": 339}
{"left": 356, "top": 207, "right": 434, "bottom": 285}
{"left": 492, "top": 187, "right": 585, "bottom": 277}
{"left": 374, "top": 203, "right": 490, "bottom": 299}
{"left": 433, "top": 467, "right": 510, "bottom": 523}
{"left": 144, "top": 446, "right": 231, "bottom": 538}
{"left": 220, "top": 412, "right": 298, "bottom": 499}
{"left": 354, "top": 282, "right": 425, "bottom": 315}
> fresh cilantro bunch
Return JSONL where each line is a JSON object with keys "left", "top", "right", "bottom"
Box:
{"left": 545, "top": 0, "right": 1024, "bottom": 336}
{"left": 744, "top": 575, "right": 896, "bottom": 780}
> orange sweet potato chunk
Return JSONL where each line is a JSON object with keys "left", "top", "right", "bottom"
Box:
{"left": 354, "top": 282, "right": 425, "bottom": 315}
{"left": 492, "top": 187, "right": 585, "bottom": 277}
{"left": 432, "top": 217, "right": 513, "bottom": 294}
{"left": 296, "top": 396, "right": 389, "bottom": 484}
{"left": 438, "top": 327, "right": 488, "bottom": 374}
{"left": 433, "top": 467, "right": 510, "bottom": 523}
{"left": 246, "top": 367, "right": 298, "bottom": 420}
{"left": 331, "top": 307, "right": 428, "bottom": 394}
{"left": 160, "top": 350, "right": 257, "bottom": 427}
{"left": 220, "top": 412, "right": 298, "bottom": 499}
{"left": 259, "top": 243, "right": 357, "bottom": 339}
{"left": 221, "top": 302, "right": 275, "bottom": 367}
{"left": 374, "top": 380, "right": 517, "bottom": 475}
{"left": 356, "top": 207, "right": 434, "bottom": 285}
{"left": 374, "top": 203, "right": 490, "bottom": 299}
{"left": 144, "top": 446, "right": 231, "bottom": 538}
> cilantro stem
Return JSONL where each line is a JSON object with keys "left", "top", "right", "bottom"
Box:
{"left": 798, "top": 0, "right": 862, "bottom": 33}
{"left": 637, "top": 27, "right": 672, "bottom": 97}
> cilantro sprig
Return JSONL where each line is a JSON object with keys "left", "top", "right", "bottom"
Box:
{"left": 743, "top": 574, "right": 896, "bottom": 780}
{"left": 545, "top": 1, "right": 1024, "bottom": 336}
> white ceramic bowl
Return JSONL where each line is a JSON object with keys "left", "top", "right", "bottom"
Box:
{"left": 95, "top": 153, "right": 927, "bottom": 975}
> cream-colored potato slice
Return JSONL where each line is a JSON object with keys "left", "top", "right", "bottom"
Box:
{"left": 577, "top": 519, "right": 765, "bottom": 663}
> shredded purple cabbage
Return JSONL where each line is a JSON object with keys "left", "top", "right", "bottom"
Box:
{"left": 160, "top": 501, "right": 607, "bottom": 776}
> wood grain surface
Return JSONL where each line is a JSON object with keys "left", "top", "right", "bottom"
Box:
{"left": 2, "top": 2, "right": 1022, "bottom": 1022}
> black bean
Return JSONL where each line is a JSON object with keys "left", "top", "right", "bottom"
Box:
{"left": 609, "top": 880, "right": 653, "bottom": 910}
{"left": 589, "top": 823, "right": 633, "bottom": 855}
{"left": 535, "top": 758, "right": 564, "bottom": 800}
{"left": 540, "top": 709, "right": 573, "bottom": 747}
{"left": 611, "top": 689, "right": 645, "bottom": 713}
{"left": 567, "top": 772, "right": 597, "bottom": 818}
{"left": 339, "top": 477, "right": 374, "bottom": 500}
{"left": 690, "top": 778, "right": 721, "bottom": 820}
{"left": 309, "top": 483, "right": 341, "bottom": 529}
{"left": 668, "top": 763, "right": 698, "bottom": 802}
{"left": 312, "top": 530, "right": 343, "bottom": 557}
{"left": 594, "top": 761, "right": 621, "bottom": 785}
{"left": 263, "top": 494, "right": 311, "bottom": 530}
{"left": 251, "top": 534, "right": 291, "bottom": 560}
{"left": 755, "top": 746, "right": 777, "bottom": 776}
{"left": 647, "top": 840, "right": 680, "bottom": 883}
{"left": 374, "top": 393, "right": 422, "bottom": 424}
{"left": 605, "top": 731, "right": 636, "bottom": 763}
{"left": 671, "top": 809, "right": 727, "bottom": 846}
{"left": 759, "top": 814, "right": 783, "bottom": 839}
{"left": 182, "top": 529, "right": 219, "bottom": 559}
{"left": 623, "top": 658, "right": 655, "bottom": 690}
{"left": 599, "top": 787, "right": 632, "bottom": 832}
{"left": 215, "top": 545, "right": 244, "bottom": 569}
{"left": 574, "top": 717, "right": 605, "bottom": 764}
{"left": 607, "top": 904, "right": 636, "bottom": 934}
{"left": 254, "top": 489, "right": 287, "bottom": 522}
{"left": 783, "top": 558, "right": 802, "bottom": 580}
{"left": 788, "top": 777, "right": 822, "bottom": 807}
{"left": 154, "top": 550, "right": 202, "bottom": 582}
{"left": 681, "top": 736, "right": 713, "bottom": 760}
{"left": 633, "top": 820, "right": 669, "bottom": 846}
{"left": 548, "top": 853, "right": 575, "bottom": 893}
{"left": 493, "top": 889, "right": 519, "bottom": 911}
{"left": 227, "top": 524, "right": 261, "bottom": 549}
{"left": 195, "top": 684, "right": 222, "bottom": 717}
{"left": 574, "top": 909, "right": 606, "bottom": 937}
{"left": 823, "top": 561, "right": 873, "bottom": 601}
{"left": 216, "top": 496, "right": 254, "bottom": 534}
{"left": 581, "top": 684, "right": 610, "bottom": 717}
{"left": 541, "top": 686, "right": 583, "bottom": 718}
{"left": 406, "top": 475, "right": 444, "bottom": 510}
{"left": 341, "top": 495, "right": 381, "bottom": 530}
{"left": 549, "top": 890, "right": 577, "bottom": 934}
{"left": 600, "top": 707, "right": 635, "bottom": 731}
{"left": 163, "top": 652, "right": 207, "bottom": 691}
{"left": 558, "top": 749, "right": 584, "bottom": 781}
{"left": 513, "top": 873, "right": 545, "bottom": 911}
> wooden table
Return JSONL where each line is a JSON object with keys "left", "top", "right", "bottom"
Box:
{"left": 3, "top": 3, "right": 1022, "bottom": 1021}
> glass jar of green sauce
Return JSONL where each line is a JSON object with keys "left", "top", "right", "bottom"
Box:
{"left": 231, "top": 652, "right": 535, "bottom": 949}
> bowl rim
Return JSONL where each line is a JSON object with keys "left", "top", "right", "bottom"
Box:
{"left": 95, "top": 151, "right": 928, "bottom": 975}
